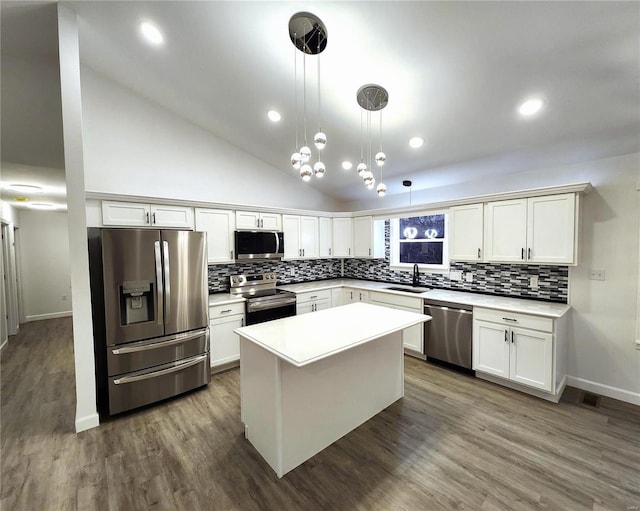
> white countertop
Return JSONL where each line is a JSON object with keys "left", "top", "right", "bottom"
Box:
{"left": 235, "top": 302, "right": 430, "bottom": 367}
{"left": 208, "top": 293, "right": 245, "bottom": 307}
{"left": 278, "top": 279, "right": 570, "bottom": 318}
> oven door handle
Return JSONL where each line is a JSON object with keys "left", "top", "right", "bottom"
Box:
{"left": 247, "top": 299, "right": 297, "bottom": 312}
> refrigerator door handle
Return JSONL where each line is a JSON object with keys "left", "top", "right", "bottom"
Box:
{"left": 163, "top": 240, "right": 171, "bottom": 325}
{"left": 113, "top": 354, "right": 208, "bottom": 385}
{"left": 154, "top": 241, "right": 164, "bottom": 326}
{"left": 111, "top": 328, "right": 207, "bottom": 354}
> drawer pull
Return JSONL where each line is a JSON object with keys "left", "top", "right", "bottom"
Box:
{"left": 310, "top": 295, "right": 318, "bottom": 299}
{"left": 502, "top": 317, "right": 517, "bottom": 322}
{"left": 221, "top": 309, "right": 232, "bottom": 313}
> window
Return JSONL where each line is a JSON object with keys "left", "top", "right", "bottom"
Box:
{"left": 390, "top": 213, "right": 448, "bottom": 270}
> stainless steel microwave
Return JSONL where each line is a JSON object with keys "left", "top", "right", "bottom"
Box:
{"left": 234, "top": 230, "right": 284, "bottom": 261}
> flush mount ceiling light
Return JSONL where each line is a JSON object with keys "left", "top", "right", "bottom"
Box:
{"left": 518, "top": 96, "right": 546, "bottom": 117}
{"left": 409, "top": 136, "right": 424, "bottom": 149}
{"left": 29, "top": 203, "right": 56, "bottom": 210}
{"left": 7, "top": 183, "right": 42, "bottom": 194}
{"left": 267, "top": 110, "right": 281, "bottom": 122}
{"left": 356, "top": 84, "right": 388, "bottom": 196}
{"left": 289, "top": 12, "right": 328, "bottom": 181}
{"left": 341, "top": 161, "right": 353, "bottom": 171}
{"left": 139, "top": 20, "right": 164, "bottom": 46}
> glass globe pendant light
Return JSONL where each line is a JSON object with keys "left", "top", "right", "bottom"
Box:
{"left": 289, "top": 12, "right": 328, "bottom": 181}
{"left": 356, "top": 83, "right": 388, "bottom": 194}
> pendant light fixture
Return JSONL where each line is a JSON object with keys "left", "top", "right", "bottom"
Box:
{"left": 289, "top": 12, "right": 327, "bottom": 181}
{"left": 356, "top": 84, "right": 388, "bottom": 196}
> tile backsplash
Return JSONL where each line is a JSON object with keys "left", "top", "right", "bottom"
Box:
{"left": 208, "top": 220, "right": 568, "bottom": 303}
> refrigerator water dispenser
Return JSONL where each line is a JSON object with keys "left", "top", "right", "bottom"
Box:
{"left": 120, "top": 280, "right": 153, "bottom": 325}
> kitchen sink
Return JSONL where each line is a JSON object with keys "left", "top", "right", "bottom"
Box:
{"left": 384, "top": 286, "right": 430, "bottom": 294}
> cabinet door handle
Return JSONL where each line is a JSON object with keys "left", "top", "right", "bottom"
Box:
{"left": 504, "top": 330, "right": 508, "bottom": 343}
{"left": 152, "top": 212, "right": 156, "bottom": 224}
{"left": 528, "top": 248, "right": 531, "bottom": 260}
{"left": 303, "top": 249, "right": 305, "bottom": 256}
{"left": 511, "top": 331, "right": 515, "bottom": 343}
{"left": 521, "top": 248, "right": 525, "bottom": 260}
{"left": 477, "top": 248, "right": 481, "bottom": 259}
{"left": 146, "top": 212, "right": 150, "bottom": 224}
{"left": 502, "top": 317, "right": 517, "bottom": 322}
{"left": 329, "top": 248, "right": 332, "bottom": 256}
{"left": 369, "top": 248, "right": 371, "bottom": 256}
{"left": 348, "top": 248, "right": 351, "bottom": 256}
{"left": 230, "top": 250, "right": 233, "bottom": 259}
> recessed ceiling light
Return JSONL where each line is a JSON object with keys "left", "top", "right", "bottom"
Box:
{"left": 29, "top": 203, "right": 56, "bottom": 210}
{"left": 409, "top": 137, "right": 424, "bottom": 149}
{"left": 7, "top": 183, "right": 42, "bottom": 193}
{"left": 139, "top": 20, "right": 164, "bottom": 46}
{"left": 518, "top": 96, "right": 545, "bottom": 117}
{"left": 13, "top": 196, "right": 29, "bottom": 202}
{"left": 341, "top": 161, "right": 353, "bottom": 170}
{"left": 267, "top": 110, "right": 281, "bottom": 122}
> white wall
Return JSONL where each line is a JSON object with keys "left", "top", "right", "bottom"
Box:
{"left": 80, "top": 66, "right": 341, "bottom": 212}
{"left": 18, "top": 209, "right": 71, "bottom": 321}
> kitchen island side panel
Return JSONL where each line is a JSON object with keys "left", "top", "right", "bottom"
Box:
{"left": 240, "top": 331, "right": 404, "bottom": 477}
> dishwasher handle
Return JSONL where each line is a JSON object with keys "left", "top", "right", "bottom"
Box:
{"left": 424, "top": 304, "right": 473, "bottom": 315}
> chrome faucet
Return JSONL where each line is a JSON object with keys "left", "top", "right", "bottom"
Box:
{"left": 412, "top": 263, "right": 419, "bottom": 287}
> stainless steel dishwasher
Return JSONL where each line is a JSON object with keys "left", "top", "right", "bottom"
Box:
{"left": 424, "top": 299, "right": 473, "bottom": 369}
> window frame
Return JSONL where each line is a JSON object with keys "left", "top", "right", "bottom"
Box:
{"left": 389, "top": 211, "right": 450, "bottom": 273}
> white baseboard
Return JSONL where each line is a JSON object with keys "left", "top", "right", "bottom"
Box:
{"left": 565, "top": 375, "right": 640, "bottom": 406}
{"left": 25, "top": 311, "right": 72, "bottom": 322}
{"left": 75, "top": 412, "right": 100, "bottom": 433}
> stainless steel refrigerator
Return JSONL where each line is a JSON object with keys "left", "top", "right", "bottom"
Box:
{"left": 88, "top": 228, "right": 210, "bottom": 416}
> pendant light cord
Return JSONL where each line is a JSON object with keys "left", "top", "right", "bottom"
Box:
{"left": 294, "top": 36, "right": 298, "bottom": 150}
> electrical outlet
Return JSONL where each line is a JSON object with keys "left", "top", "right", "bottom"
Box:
{"left": 449, "top": 270, "right": 462, "bottom": 281}
{"left": 589, "top": 269, "right": 605, "bottom": 281}
{"left": 289, "top": 268, "right": 295, "bottom": 277}
{"left": 465, "top": 273, "right": 473, "bottom": 283}
{"left": 529, "top": 276, "right": 539, "bottom": 289}
{"left": 369, "top": 265, "right": 375, "bottom": 273}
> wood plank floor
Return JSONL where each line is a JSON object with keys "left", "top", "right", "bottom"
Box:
{"left": 1, "top": 318, "right": 639, "bottom": 510}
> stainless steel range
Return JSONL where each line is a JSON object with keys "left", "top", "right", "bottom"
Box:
{"left": 230, "top": 272, "right": 297, "bottom": 325}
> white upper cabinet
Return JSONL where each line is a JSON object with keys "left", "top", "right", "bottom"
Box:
{"left": 195, "top": 208, "right": 236, "bottom": 264}
{"left": 332, "top": 217, "right": 353, "bottom": 257}
{"left": 282, "top": 215, "right": 319, "bottom": 259}
{"left": 102, "top": 201, "right": 194, "bottom": 229}
{"left": 236, "top": 211, "right": 282, "bottom": 231}
{"left": 353, "top": 216, "right": 374, "bottom": 258}
{"left": 485, "top": 193, "right": 577, "bottom": 265}
{"left": 449, "top": 203, "right": 484, "bottom": 261}
{"left": 318, "top": 217, "right": 333, "bottom": 258}
{"left": 485, "top": 199, "right": 528, "bottom": 263}
{"left": 526, "top": 194, "right": 576, "bottom": 264}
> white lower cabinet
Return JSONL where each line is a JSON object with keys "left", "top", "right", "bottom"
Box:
{"left": 296, "top": 290, "right": 331, "bottom": 315}
{"left": 369, "top": 291, "right": 424, "bottom": 354}
{"left": 209, "top": 302, "right": 245, "bottom": 369}
{"left": 343, "top": 288, "right": 369, "bottom": 304}
{"left": 473, "top": 307, "right": 562, "bottom": 397}
{"left": 330, "top": 288, "right": 343, "bottom": 307}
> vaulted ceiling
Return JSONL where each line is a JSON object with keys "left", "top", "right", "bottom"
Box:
{"left": 2, "top": 1, "right": 639, "bottom": 209}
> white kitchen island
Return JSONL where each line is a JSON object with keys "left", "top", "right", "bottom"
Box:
{"left": 235, "top": 302, "right": 430, "bottom": 478}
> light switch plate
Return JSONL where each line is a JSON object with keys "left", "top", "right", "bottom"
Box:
{"left": 465, "top": 273, "right": 473, "bottom": 283}
{"left": 589, "top": 269, "right": 605, "bottom": 281}
{"left": 529, "top": 276, "right": 539, "bottom": 289}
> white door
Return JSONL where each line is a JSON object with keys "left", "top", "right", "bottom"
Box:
{"left": 102, "top": 201, "right": 150, "bottom": 227}
{"left": 353, "top": 216, "right": 373, "bottom": 258}
{"left": 300, "top": 216, "right": 319, "bottom": 258}
{"left": 150, "top": 205, "right": 194, "bottom": 229}
{"left": 210, "top": 315, "right": 243, "bottom": 367}
{"left": 260, "top": 213, "right": 282, "bottom": 231}
{"left": 527, "top": 194, "right": 576, "bottom": 264}
{"left": 472, "top": 320, "right": 510, "bottom": 378}
{"left": 236, "top": 211, "right": 260, "bottom": 230}
{"left": 485, "top": 199, "right": 528, "bottom": 262}
{"left": 195, "top": 209, "right": 235, "bottom": 263}
{"left": 450, "top": 204, "right": 484, "bottom": 261}
{"left": 282, "top": 215, "right": 302, "bottom": 259}
{"left": 330, "top": 288, "right": 342, "bottom": 307}
{"left": 318, "top": 217, "right": 333, "bottom": 258}
{"left": 333, "top": 218, "right": 353, "bottom": 257}
{"left": 509, "top": 327, "right": 553, "bottom": 392}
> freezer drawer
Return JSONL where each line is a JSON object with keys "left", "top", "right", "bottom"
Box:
{"left": 106, "top": 328, "right": 209, "bottom": 377}
{"left": 108, "top": 353, "right": 210, "bottom": 415}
